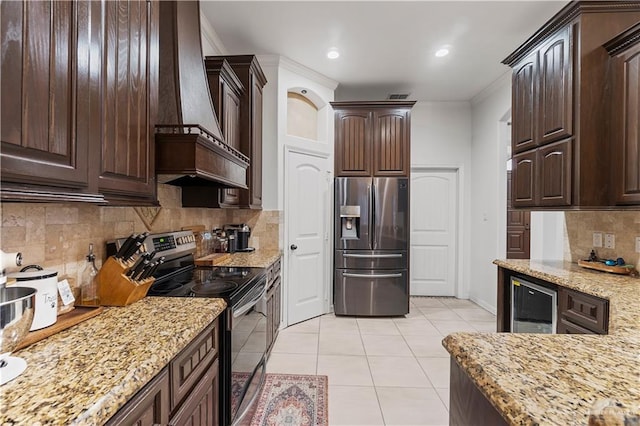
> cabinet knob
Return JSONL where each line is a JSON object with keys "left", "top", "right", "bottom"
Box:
{"left": 290, "top": 244, "right": 298, "bottom": 250}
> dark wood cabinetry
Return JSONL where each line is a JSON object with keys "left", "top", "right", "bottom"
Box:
{"left": 0, "top": 0, "right": 158, "bottom": 205}
{"left": 332, "top": 101, "right": 415, "bottom": 177}
{"left": 496, "top": 267, "right": 609, "bottom": 334}
{"left": 97, "top": 0, "right": 158, "bottom": 205}
{"left": 0, "top": 1, "right": 100, "bottom": 203}
{"left": 506, "top": 172, "right": 530, "bottom": 259}
{"left": 200, "top": 58, "right": 245, "bottom": 208}
{"left": 106, "top": 368, "right": 170, "bottom": 425}
{"left": 504, "top": 2, "right": 640, "bottom": 209}
{"left": 606, "top": 23, "right": 640, "bottom": 206}
{"left": 207, "top": 55, "right": 267, "bottom": 209}
{"left": 266, "top": 257, "right": 282, "bottom": 357}
{"left": 558, "top": 288, "right": 608, "bottom": 334}
{"left": 108, "top": 318, "right": 220, "bottom": 426}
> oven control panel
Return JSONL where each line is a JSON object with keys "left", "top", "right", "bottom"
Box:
{"left": 108, "top": 230, "right": 197, "bottom": 261}
{"left": 148, "top": 231, "right": 196, "bottom": 255}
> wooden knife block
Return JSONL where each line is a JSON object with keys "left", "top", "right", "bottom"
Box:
{"left": 97, "top": 257, "right": 155, "bottom": 306}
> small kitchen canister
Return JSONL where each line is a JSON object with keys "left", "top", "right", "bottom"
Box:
{"left": 8, "top": 265, "right": 58, "bottom": 330}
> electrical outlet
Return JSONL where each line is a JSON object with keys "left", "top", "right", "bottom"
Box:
{"left": 636, "top": 237, "right": 640, "bottom": 253}
{"left": 604, "top": 233, "right": 615, "bottom": 249}
{"left": 592, "top": 232, "right": 603, "bottom": 248}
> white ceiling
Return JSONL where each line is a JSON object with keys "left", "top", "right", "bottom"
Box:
{"left": 200, "top": 1, "right": 569, "bottom": 102}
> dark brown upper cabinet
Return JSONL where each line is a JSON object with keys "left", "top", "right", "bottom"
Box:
{"left": 503, "top": 1, "right": 640, "bottom": 209}
{"left": 206, "top": 55, "right": 267, "bottom": 210}
{"left": 606, "top": 23, "right": 640, "bottom": 206}
{"left": 184, "top": 58, "right": 246, "bottom": 208}
{"left": 331, "top": 101, "right": 415, "bottom": 177}
{"left": 0, "top": 0, "right": 159, "bottom": 205}
{"left": 97, "top": 0, "right": 158, "bottom": 205}
{"left": 0, "top": 1, "right": 102, "bottom": 203}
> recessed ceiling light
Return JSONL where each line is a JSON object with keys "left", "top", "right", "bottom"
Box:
{"left": 327, "top": 49, "right": 340, "bottom": 59}
{"left": 435, "top": 48, "right": 450, "bottom": 58}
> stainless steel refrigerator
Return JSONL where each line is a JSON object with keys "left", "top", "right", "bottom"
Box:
{"left": 334, "top": 177, "right": 409, "bottom": 316}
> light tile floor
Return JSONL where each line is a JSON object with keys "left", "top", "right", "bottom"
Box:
{"left": 266, "top": 296, "right": 496, "bottom": 426}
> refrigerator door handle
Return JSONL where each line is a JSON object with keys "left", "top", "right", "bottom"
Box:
{"left": 371, "top": 182, "right": 376, "bottom": 249}
{"left": 343, "top": 253, "right": 403, "bottom": 259}
{"left": 343, "top": 272, "right": 403, "bottom": 279}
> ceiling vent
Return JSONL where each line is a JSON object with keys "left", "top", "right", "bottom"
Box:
{"left": 388, "top": 93, "right": 410, "bottom": 100}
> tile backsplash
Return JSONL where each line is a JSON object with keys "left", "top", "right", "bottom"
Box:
{"left": 0, "top": 184, "right": 281, "bottom": 287}
{"left": 565, "top": 211, "right": 640, "bottom": 266}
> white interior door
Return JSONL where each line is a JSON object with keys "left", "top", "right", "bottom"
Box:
{"left": 410, "top": 170, "right": 458, "bottom": 296}
{"left": 286, "top": 150, "right": 330, "bottom": 325}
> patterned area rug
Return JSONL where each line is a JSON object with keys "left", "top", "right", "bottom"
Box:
{"left": 250, "top": 373, "right": 328, "bottom": 426}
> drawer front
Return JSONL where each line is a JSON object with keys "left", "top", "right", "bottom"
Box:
{"left": 170, "top": 320, "right": 219, "bottom": 410}
{"left": 559, "top": 289, "right": 608, "bottom": 334}
{"left": 557, "top": 318, "right": 596, "bottom": 335}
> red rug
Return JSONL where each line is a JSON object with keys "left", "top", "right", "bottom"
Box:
{"left": 250, "top": 373, "right": 328, "bottom": 426}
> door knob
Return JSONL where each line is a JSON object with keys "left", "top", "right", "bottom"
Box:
{"left": 290, "top": 244, "right": 298, "bottom": 250}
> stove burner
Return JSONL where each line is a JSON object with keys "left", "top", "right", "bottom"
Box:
{"left": 191, "top": 281, "right": 238, "bottom": 297}
{"left": 148, "top": 279, "right": 190, "bottom": 295}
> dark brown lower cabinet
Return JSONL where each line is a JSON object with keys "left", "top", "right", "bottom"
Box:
{"left": 558, "top": 288, "right": 608, "bottom": 334}
{"left": 105, "top": 368, "right": 170, "bottom": 426}
{"left": 107, "top": 318, "right": 220, "bottom": 425}
{"left": 266, "top": 257, "right": 282, "bottom": 357}
{"left": 170, "top": 360, "right": 219, "bottom": 426}
{"left": 496, "top": 267, "right": 609, "bottom": 334}
{"left": 449, "top": 358, "right": 508, "bottom": 426}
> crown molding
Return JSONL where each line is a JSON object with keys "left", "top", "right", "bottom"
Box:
{"left": 258, "top": 55, "right": 339, "bottom": 91}
{"left": 200, "top": 10, "right": 228, "bottom": 55}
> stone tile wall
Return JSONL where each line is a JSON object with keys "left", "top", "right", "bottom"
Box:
{"left": 565, "top": 211, "right": 640, "bottom": 266}
{"left": 0, "top": 184, "right": 281, "bottom": 287}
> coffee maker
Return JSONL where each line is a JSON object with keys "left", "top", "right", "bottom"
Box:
{"left": 223, "top": 224, "right": 254, "bottom": 252}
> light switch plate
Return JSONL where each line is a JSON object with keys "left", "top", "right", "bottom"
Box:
{"left": 604, "top": 233, "right": 615, "bottom": 249}
{"left": 592, "top": 232, "right": 603, "bottom": 248}
{"left": 636, "top": 237, "right": 640, "bottom": 253}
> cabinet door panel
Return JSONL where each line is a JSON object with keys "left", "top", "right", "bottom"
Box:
{"left": 373, "top": 110, "right": 409, "bottom": 176}
{"left": 538, "top": 139, "right": 572, "bottom": 206}
{"left": 221, "top": 87, "right": 242, "bottom": 206}
{"left": 169, "top": 360, "right": 219, "bottom": 426}
{"left": 335, "top": 111, "right": 372, "bottom": 176}
{"left": 512, "top": 151, "right": 536, "bottom": 207}
{"left": 0, "top": 1, "right": 91, "bottom": 189}
{"left": 106, "top": 368, "right": 170, "bottom": 425}
{"left": 612, "top": 46, "right": 640, "bottom": 204}
{"left": 511, "top": 53, "right": 537, "bottom": 153}
{"left": 98, "top": 0, "right": 157, "bottom": 202}
{"left": 538, "top": 26, "right": 573, "bottom": 145}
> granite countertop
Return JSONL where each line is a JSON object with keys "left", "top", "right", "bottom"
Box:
{"left": 0, "top": 297, "right": 226, "bottom": 425}
{"left": 443, "top": 259, "right": 640, "bottom": 426}
{"left": 216, "top": 249, "right": 282, "bottom": 268}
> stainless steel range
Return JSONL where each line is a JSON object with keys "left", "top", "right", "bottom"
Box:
{"left": 107, "top": 230, "right": 268, "bottom": 426}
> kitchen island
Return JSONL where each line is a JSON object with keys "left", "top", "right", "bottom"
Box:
{"left": 443, "top": 260, "right": 640, "bottom": 425}
{"left": 0, "top": 297, "right": 226, "bottom": 425}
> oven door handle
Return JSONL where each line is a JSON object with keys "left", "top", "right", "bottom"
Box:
{"left": 233, "top": 281, "right": 267, "bottom": 318}
{"left": 232, "top": 357, "right": 267, "bottom": 426}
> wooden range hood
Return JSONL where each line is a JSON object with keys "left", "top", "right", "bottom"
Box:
{"left": 155, "top": 1, "right": 248, "bottom": 189}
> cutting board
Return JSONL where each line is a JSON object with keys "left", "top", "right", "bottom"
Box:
{"left": 578, "top": 260, "right": 637, "bottom": 275}
{"left": 195, "top": 253, "right": 231, "bottom": 266}
{"left": 15, "top": 306, "right": 104, "bottom": 351}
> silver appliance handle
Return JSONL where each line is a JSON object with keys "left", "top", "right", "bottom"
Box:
{"left": 371, "top": 182, "right": 376, "bottom": 249}
{"left": 232, "top": 357, "right": 267, "bottom": 426}
{"left": 343, "top": 253, "right": 403, "bottom": 259}
{"left": 233, "top": 280, "right": 267, "bottom": 318}
{"left": 343, "top": 272, "right": 403, "bottom": 279}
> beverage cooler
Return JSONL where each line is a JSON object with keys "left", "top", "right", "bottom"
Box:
{"left": 334, "top": 177, "right": 409, "bottom": 316}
